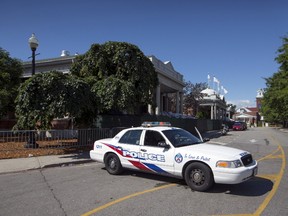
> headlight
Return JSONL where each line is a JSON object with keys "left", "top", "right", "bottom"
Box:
{"left": 216, "top": 160, "right": 243, "bottom": 168}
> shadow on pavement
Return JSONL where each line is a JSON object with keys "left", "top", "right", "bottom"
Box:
{"left": 210, "top": 176, "right": 273, "bottom": 196}
{"left": 91, "top": 129, "right": 272, "bottom": 196}
{"left": 59, "top": 151, "right": 91, "bottom": 160}
{"left": 100, "top": 169, "right": 272, "bottom": 197}
{"left": 202, "top": 130, "right": 223, "bottom": 139}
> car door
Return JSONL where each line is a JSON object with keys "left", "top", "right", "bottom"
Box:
{"left": 116, "top": 129, "right": 142, "bottom": 170}
{"left": 138, "top": 129, "right": 175, "bottom": 175}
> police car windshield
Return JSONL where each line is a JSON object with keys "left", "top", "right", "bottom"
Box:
{"left": 162, "top": 129, "right": 202, "bottom": 147}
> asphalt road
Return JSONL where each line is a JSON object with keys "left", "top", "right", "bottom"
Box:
{"left": 0, "top": 127, "right": 287, "bottom": 216}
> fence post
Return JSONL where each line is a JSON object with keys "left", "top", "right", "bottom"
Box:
{"left": 24, "top": 130, "right": 39, "bottom": 148}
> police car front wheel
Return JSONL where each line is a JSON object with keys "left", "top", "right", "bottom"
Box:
{"left": 184, "top": 162, "right": 214, "bottom": 192}
{"left": 104, "top": 153, "right": 123, "bottom": 175}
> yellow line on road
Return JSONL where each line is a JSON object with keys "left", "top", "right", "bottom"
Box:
{"left": 83, "top": 134, "right": 286, "bottom": 216}
{"left": 257, "top": 146, "right": 281, "bottom": 162}
{"left": 213, "top": 214, "right": 251, "bottom": 216}
{"left": 81, "top": 183, "right": 177, "bottom": 216}
{"left": 216, "top": 134, "right": 286, "bottom": 216}
{"left": 257, "top": 174, "right": 278, "bottom": 182}
{"left": 253, "top": 135, "right": 286, "bottom": 216}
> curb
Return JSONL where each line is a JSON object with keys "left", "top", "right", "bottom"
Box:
{"left": 0, "top": 159, "right": 94, "bottom": 175}
{"left": 41, "top": 159, "right": 94, "bottom": 169}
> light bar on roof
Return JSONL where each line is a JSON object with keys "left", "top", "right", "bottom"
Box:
{"left": 141, "top": 122, "right": 171, "bottom": 127}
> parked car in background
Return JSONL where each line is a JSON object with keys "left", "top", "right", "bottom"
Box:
{"left": 242, "top": 122, "right": 248, "bottom": 130}
{"left": 233, "top": 122, "right": 245, "bottom": 130}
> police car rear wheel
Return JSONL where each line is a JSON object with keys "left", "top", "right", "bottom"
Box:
{"left": 105, "top": 153, "right": 123, "bottom": 175}
{"left": 184, "top": 162, "right": 214, "bottom": 192}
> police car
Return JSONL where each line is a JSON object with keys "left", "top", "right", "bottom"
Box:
{"left": 90, "top": 122, "right": 258, "bottom": 191}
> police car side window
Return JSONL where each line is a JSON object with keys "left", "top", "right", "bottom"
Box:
{"left": 119, "top": 130, "right": 142, "bottom": 145}
{"left": 144, "top": 130, "right": 165, "bottom": 147}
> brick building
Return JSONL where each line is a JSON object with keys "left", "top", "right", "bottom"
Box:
{"left": 233, "top": 89, "right": 264, "bottom": 126}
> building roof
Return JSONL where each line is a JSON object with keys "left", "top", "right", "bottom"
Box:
{"left": 201, "top": 88, "right": 216, "bottom": 96}
{"left": 247, "top": 107, "right": 259, "bottom": 112}
{"left": 235, "top": 113, "right": 255, "bottom": 118}
{"left": 234, "top": 106, "right": 259, "bottom": 120}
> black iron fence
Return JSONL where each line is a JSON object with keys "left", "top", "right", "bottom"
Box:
{"left": 0, "top": 128, "right": 126, "bottom": 159}
{"left": 0, "top": 116, "right": 222, "bottom": 159}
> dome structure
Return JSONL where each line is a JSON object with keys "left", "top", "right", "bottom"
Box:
{"left": 201, "top": 88, "right": 216, "bottom": 96}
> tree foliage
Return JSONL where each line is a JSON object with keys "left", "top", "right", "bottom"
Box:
{"left": 0, "top": 48, "right": 23, "bottom": 117}
{"left": 14, "top": 71, "right": 96, "bottom": 130}
{"left": 261, "top": 70, "right": 288, "bottom": 124}
{"left": 183, "top": 81, "right": 207, "bottom": 116}
{"left": 70, "top": 41, "right": 158, "bottom": 114}
{"left": 261, "top": 36, "right": 288, "bottom": 125}
{"left": 226, "top": 103, "right": 236, "bottom": 118}
{"left": 275, "top": 37, "right": 288, "bottom": 71}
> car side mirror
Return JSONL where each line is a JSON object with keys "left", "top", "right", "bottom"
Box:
{"left": 158, "top": 141, "right": 170, "bottom": 149}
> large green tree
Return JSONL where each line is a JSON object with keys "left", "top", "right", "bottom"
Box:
{"left": 70, "top": 41, "right": 158, "bottom": 114}
{"left": 0, "top": 48, "right": 23, "bottom": 118}
{"left": 261, "top": 36, "right": 288, "bottom": 126}
{"left": 14, "top": 71, "right": 96, "bottom": 130}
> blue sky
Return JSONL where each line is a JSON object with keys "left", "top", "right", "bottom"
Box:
{"left": 1, "top": 0, "right": 287, "bottom": 108}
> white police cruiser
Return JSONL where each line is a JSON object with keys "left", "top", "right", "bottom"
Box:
{"left": 90, "top": 122, "right": 258, "bottom": 191}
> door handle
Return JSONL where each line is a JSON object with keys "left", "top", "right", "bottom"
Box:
{"left": 140, "top": 149, "right": 147, "bottom": 152}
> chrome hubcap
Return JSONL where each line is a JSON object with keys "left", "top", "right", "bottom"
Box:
{"left": 191, "top": 169, "right": 204, "bottom": 185}
{"left": 193, "top": 172, "right": 202, "bottom": 183}
{"left": 110, "top": 159, "right": 116, "bottom": 169}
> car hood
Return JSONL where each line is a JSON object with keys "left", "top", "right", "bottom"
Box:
{"left": 179, "top": 143, "right": 248, "bottom": 160}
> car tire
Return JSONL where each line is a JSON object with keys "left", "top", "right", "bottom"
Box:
{"left": 184, "top": 162, "right": 214, "bottom": 192}
{"left": 104, "top": 153, "right": 123, "bottom": 175}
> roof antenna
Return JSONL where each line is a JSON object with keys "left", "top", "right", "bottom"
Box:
{"left": 195, "top": 127, "right": 203, "bottom": 142}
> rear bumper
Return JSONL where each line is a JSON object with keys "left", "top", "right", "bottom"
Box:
{"left": 233, "top": 128, "right": 243, "bottom": 130}
{"left": 89, "top": 150, "right": 104, "bottom": 163}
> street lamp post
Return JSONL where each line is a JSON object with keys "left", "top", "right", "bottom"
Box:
{"left": 25, "top": 34, "right": 39, "bottom": 148}
{"left": 28, "top": 33, "right": 39, "bottom": 76}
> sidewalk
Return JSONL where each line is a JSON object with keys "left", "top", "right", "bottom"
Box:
{"left": 0, "top": 151, "right": 93, "bottom": 174}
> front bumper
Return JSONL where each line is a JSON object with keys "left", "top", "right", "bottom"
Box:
{"left": 213, "top": 161, "right": 258, "bottom": 184}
